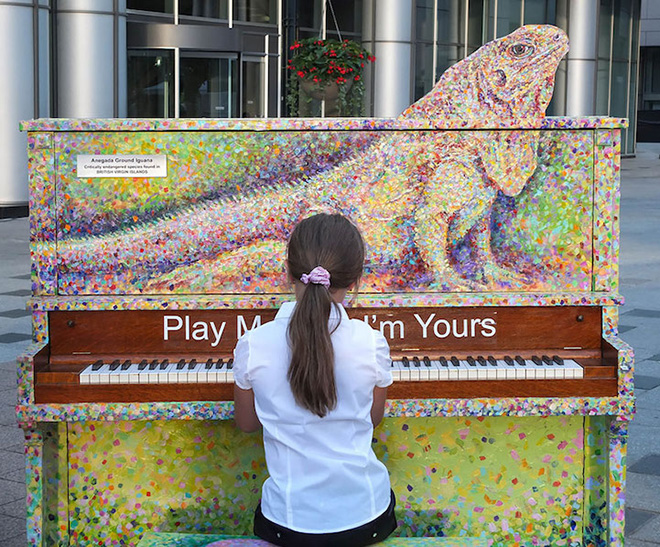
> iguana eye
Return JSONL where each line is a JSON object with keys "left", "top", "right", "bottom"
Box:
{"left": 508, "top": 43, "right": 534, "bottom": 58}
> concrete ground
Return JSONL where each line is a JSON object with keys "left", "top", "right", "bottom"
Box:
{"left": 0, "top": 144, "right": 659, "bottom": 545}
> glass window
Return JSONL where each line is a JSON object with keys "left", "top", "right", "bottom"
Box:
{"left": 327, "top": 0, "right": 362, "bottom": 35}
{"left": 179, "top": 0, "right": 229, "bottom": 19}
{"left": 297, "top": 0, "right": 323, "bottom": 31}
{"left": 415, "top": 43, "right": 435, "bottom": 100}
{"left": 127, "top": 0, "right": 174, "bottom": 13}
{"left": 467, "top": 0, "right": 486, "bottom": 53}
{"left": 612, "top": 0, "right": 631, "bottom": 61}
{"left": 416, "top": 0, "right": 435, "bottom": 42}
{"left": 234, "top": 0, "right": 277, "bottom": 24}
{"left": 242, "top": 57, "right": 265, "bottom": 117}
{"left": 523, "top": 0, "right": 554, "bottom": 25}
{"left": 180, "top": 56, "right": 238, "bottom": 117}
{"left": 496, "top": 0, "right": 522, "bottom": 37}
{"left": 127, "top": 50, "right": 175, "bottom": 117}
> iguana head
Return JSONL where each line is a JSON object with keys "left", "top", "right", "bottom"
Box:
{"left": 401, "top": 25, "right": 569, "bottom": 129}
{"left": 477, "top": 25, "right": 569, "bottom": 122}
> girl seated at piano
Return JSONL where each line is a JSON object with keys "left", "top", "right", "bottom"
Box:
{"left": 233, "top": 213, "right": 397, "bottom": 547}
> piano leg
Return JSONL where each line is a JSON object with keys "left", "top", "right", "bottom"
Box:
{"left": 608, "top": 418, "right": 629, "bottom": 547}
{"left": 22, "top": 422, "right": 67, "bottom": 547}
{"left": 23, "top": 425, "right": 45, "bottom": 547}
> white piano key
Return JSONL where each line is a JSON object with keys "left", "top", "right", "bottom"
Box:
{"left": 226, "top": 358, "right": 235, "bottom": 383}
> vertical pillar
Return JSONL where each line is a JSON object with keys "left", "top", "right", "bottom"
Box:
{"left": 56, "top": 0, "right": 127, "bottom": 117}
{"left": 564, "top": 0, "right": 599, "bottom": 116}
{"left": 370, "top": 0, "right": 413, "bottom": 117}
{"left": 0, "top": 0, "right": 43, "bottom": 208}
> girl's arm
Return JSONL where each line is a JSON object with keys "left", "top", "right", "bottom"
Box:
{"left": 234, "top": 385, "right": 261, "bottom": 432}
{"left": 371, "top": 386, "right": 388, "bottom": 427}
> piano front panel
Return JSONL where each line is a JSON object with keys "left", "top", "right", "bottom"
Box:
{"left": 33, "top": 305, "right": 620, "bottom": 403}
{"left": 45, "top": 126, "right": 599, "bottom": 297}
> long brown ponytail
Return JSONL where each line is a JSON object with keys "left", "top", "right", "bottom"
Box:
{"left": 286, "top": 214, "right": 365, "bottom": 417}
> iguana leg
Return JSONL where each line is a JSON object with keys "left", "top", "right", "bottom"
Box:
{"left": 414, "top": 208, "right": 471, "bottom": 290}
{"left": 472, "top": 211, "right": 528, "bottom": 287}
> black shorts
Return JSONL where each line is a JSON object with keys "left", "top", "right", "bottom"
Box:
{"left": 253, "top": 490, "right": 397, "bottom": 547}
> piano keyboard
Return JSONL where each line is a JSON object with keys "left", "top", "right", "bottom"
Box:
{"left": 390, "top": 355, "right": 582, "bottom": 381}
{"left": 80, "top": 358, "right": 234, "bottom": 384}
{"left": 79, "top": 354, "right": 582, "bottom": 385}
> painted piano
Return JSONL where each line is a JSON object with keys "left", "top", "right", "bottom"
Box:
{"left": 18, "top": 25, "right": 634, "bottom": 546}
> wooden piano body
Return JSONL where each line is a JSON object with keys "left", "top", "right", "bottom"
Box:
{"left": 18, "top": 114, "right": 633, "bottom": 547}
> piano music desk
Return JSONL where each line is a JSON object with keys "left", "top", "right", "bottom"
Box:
{"left": 18, "top": 116, "right": 633, "bottom": 547}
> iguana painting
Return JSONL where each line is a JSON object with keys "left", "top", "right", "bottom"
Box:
{"left": 56, "top": 25, "right": 570, "bottom": 294}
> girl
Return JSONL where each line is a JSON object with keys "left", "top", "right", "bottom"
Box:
{"left": 233, "top": 213, "right": 397, "bottom": 547}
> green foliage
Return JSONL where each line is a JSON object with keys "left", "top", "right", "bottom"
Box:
{"left": 286, "top": 37, "right": 375, "bottom": 117}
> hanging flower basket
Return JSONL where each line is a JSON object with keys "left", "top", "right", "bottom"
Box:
{"left": 287, "top": 37, "right": 375, "bottom": 116}
{"left": 299, "top": 78, "right": 353, "bottom": 101}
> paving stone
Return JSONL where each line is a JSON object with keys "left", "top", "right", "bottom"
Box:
{"left": 649, "top": 354, "right": 660, "bottom": 362}
{"left": 0, "top": 499, "right": 25, "bottom": 520}
{"left": 0, "top": 451, "right": 25, "bottom": 476}
{"left": 0, "top": 514, "right": 26, "bottom": 541}
{"left": 0, "top": 478, "right": 25, "bottom": 505}
{"left": 628, "top": 424, "right": 660, "bottom": 468}
{"left": 0, "top": 426, "right": 24, "bottom": 450}
{"left": 629, "top": 454, "right": 660, "bottom": 476}
{"left": 632, "top": 514, "right": 660, "bottom": 543}
{"left": 0, "top": 290, "right": 30, "bottom": 297}
{"left": 619, "top": 324, "right": 636, "bottom": 334}
{"left": 636, "top": 387, "right": 660, "bottom": 412}
{"left": 623, "top": 309, "right": 660, "bottom": 318}
{"left": 0, "top": 405, "right": 18, "bottom": 426}
{"left": 1, "top": 465, "right": 25, "bottom": 484}
{"left": 9, "top": 274, "right": 30, "bottom": 280}
{"left": 627, "top": 472, "right": 660, "bottom": 513}
{"left": 2, "top": 443, "right": 24, "bottom": 455}
{"left": 627, "top": 508, "right": 658, "bottom": 536}
{"left": 0, "top": 533, "right": 28, "bottom": 547}
{"left": 0, "top": 333, "right": 31, "bottom": 344}
{"left": 635, "top": 375, "right": 660, "bottom": 391}
{"left": 624, "top": 539, "right": 660, "bottom": 547}
{"left": 0, "top": 310, "right": 30, "bottom": 319}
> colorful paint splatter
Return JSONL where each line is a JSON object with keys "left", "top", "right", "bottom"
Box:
{"left": 17, "top": 25, "right": 634, "bottom": 547}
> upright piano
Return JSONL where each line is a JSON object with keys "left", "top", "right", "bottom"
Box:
{"left": 18, "top": 113, "right": 633, "bottom": 546}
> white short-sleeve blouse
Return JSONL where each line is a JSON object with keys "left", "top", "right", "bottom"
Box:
{"left": 233, "top": 301, "right": 393, "bottom": 533}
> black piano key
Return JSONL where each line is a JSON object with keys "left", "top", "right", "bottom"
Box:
{"left": 542, "top": 355, "right": 553, "bottom": 365}
{"left": 149, "top": 359, "right": 159, "bottom": 370}
{"left": 450, "top": 356, "right": 460, "bottom": 367}
{"left": 121, "top": 359, "right": 132, "bottom": 371}
{"left": 159, "top": 358, "right": 169, "bottom": 370}
{"left": 205, "top": 358, "right": 214, "bottom": 369}
{"left": 514, "top": 355, "right": 526, "bottom": 366}
{"left": 187, "top": 359, "right": 198, "bottom": 370}
{"left": 109, "top": 359, "right": 121, "bottom": 371}
{"left": 466, "top": 356, "right": 476, "bottom": 367}
{"left": 553, "top": 355, "right": 564, "bottom": 366}
{"left": 138, "top": 359, "right": 149, "bottom": 370}
{"left": 439, "top": 357, "right": 448, "bottom": 367}
{"left": 402, "top": 356, "right": 410, "bottom": 368}
{"left": 92, "top": 359, "right": 104, "bottom": 371}
{"left": 477, "top": 356, "right": 488, "bottom": 366}
{"left": 215, "top": 358, "right": 224, "bottom": 369}
{"left": 487, "top": 355, "right": 498, "bottom": 366}
{"left": 412, "top": 356, "right": 421, "bottom": 367}
{"left": 531, "top": 355, "right": 543, "bottom": 366}
{"left": 176, "top": 359, "right": 187, "bottom": 370}
{"left": 227, "top": 358, "right": 234, "bottom": 370}
{"left": 423, "top": 356, "right": 432, "bottom": 367}
{"left": 504, "top": 355, "right": 514, "bottom": 366}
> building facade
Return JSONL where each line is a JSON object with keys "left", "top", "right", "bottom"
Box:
{"left": 0, "top": 0, "right": 641, "bottom": 213}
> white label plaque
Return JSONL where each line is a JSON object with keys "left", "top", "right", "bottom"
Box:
{"left": 77, "top": 155, "right": 167, "bottom": 178}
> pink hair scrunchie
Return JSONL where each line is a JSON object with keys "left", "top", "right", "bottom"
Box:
{"left": 300, "top": 266, "right": 331, "bottom": 289}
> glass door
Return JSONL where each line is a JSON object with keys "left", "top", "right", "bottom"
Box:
{"left": 241, "top": 56, "right": 265, "bottom": 117}
{"left": 179, "top": 54, "right": 238, "bottom": 118}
